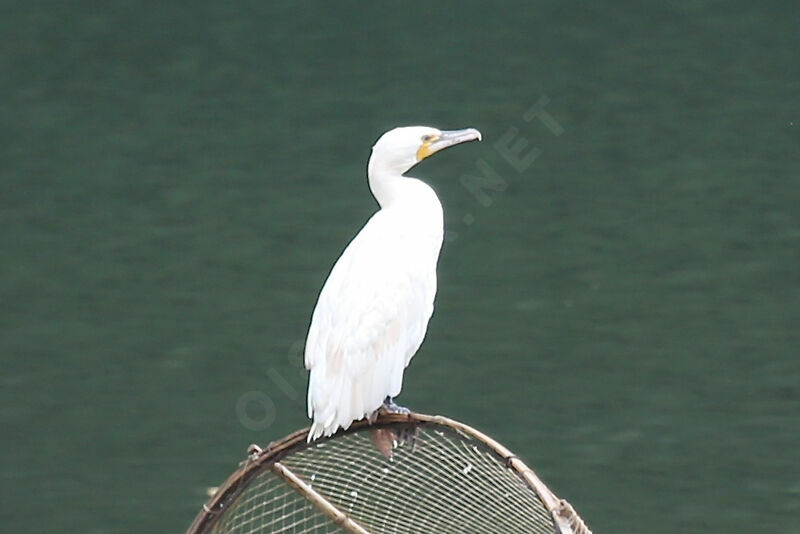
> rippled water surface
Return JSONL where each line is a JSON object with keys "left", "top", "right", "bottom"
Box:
{"left": 2, "top": 2, "right": 798, "bottom": 532}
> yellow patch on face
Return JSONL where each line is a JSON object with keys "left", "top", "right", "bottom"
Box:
{"left": 415, "top": 135, "right": 440, "bottom": 161}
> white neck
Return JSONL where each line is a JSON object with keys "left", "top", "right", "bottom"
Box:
{"left": 367, "top": 154, "right": 444, "bottom": 235}
{"left": 365, "top": 152, "right": 445, "bottom": 272}
{"left": 367, "top": 154, "right": 406, "bottom": 208}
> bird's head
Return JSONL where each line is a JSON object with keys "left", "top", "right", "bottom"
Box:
{"left": 370, "top": 126, "right": 482, "bottom": 176}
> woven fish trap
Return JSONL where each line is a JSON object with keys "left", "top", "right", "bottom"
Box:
{"left": 186, "top": 412, "right": 591, "bottom": 534}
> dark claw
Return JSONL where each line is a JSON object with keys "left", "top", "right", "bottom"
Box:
{"left": 394, "top": 423, "right": 419, "bottom": 452}
{"left": 382, "top": 396, "right": 411, "bottom": 414}
{"left": 369, "top": 422, "right": 419, "bottom": 459}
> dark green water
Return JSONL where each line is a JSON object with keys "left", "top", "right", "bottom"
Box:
{"left": 2, "top": 2, "right": 798, "bottom": 532}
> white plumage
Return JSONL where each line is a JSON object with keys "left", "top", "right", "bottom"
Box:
{"left": 305, "top": 126, "right": 481, "bottom": 441}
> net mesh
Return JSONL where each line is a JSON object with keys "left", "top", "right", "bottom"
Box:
{"left": 279, "top": 426, "right": 554, "bottom": 534}
{"left": 187, "top": 414, "right": 591, "bottom": 534}
{"left": 191, "top": 415, "right": 590, "bottom": 534}
{"left": 211, "top": 471, "right": 340, "bottom": 534}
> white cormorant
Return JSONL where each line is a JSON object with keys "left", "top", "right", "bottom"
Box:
{"left": 305, "top": 126, "right": 482, "bottom": 441}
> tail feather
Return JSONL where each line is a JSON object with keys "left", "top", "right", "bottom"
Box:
{"left": 307, "top": 421, "right": 325, "bottom": 442}
{"left": 307, "top": 359, "right": 398, "bottom": 442}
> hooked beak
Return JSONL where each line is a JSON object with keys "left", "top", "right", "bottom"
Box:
{"left": 417, "top": 128, "right": 482, "bottom": 161}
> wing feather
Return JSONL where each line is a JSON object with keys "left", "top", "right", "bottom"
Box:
{"left": 305, "top": 210, "right": 438, "bottom": 439}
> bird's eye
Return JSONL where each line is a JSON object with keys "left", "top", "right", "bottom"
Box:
{"left": 421, "top": 134, "right": 435, "bottom": 143}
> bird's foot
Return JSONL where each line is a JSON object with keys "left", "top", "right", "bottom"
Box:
{"left": 382, "top": 396, "right": 411, "bottom": 415}
{"left": 368, "top": 397, "right": 417, "bottom": 459}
